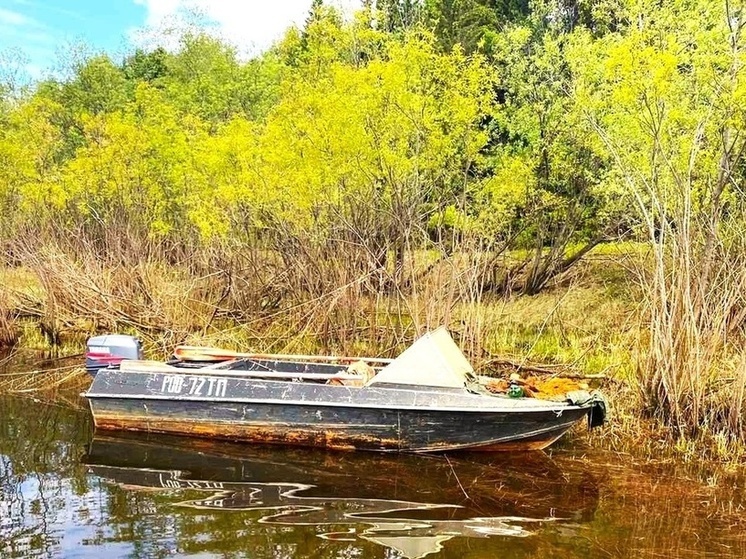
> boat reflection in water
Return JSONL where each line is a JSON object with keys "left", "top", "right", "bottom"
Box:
{"left": 84, "top": 434, "right": 600, "bottom": 558}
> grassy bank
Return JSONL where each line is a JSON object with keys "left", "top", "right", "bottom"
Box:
{"left": 1, "top": 240, "right": 744, "bottom": 462}
{"left": 0, "top": 243, "right": 639, "bottom": 369}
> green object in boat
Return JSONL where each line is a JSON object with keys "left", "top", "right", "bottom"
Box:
{"left": 507, "top": 383, "right": 523, "bottom": 398}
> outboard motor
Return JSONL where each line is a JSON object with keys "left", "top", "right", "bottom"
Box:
{"left": 86, "top": 334, "right": 143, "bottom": 376}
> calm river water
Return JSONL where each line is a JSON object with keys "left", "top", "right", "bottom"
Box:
{"left": 2, "top": 391, "right": 746, "bottom": 559}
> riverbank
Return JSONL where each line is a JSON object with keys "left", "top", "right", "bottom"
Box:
{"left": 0, "top": 243, "right": 742, "bottom": 463}
{"left": 0, "top": 244, "right": 638, "bottom": 370}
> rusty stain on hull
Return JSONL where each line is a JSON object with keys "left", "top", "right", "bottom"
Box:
{"left": 94, "top": 414, "right": 402, "bottom": 451}
{"left": 93, "top": 413, "right": 577, "bottom": 452}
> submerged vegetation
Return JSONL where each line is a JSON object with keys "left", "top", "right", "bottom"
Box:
{"left": 3, "top": 0, "right": 746, "bottom": 456}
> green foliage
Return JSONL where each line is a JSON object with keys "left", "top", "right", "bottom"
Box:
{"left": 0, "top": 97, "right": 65, "bottom": 233}
{"left": 0, "top": 2, "right": 635, "bottom": 296}
{"left": 425, "top": 0, "right": 530, "bottom": 53}
{"left": 205, "top": 28, "right": 494, "bottom": 253}
{"left": 55, "top": 84, "right": 208, "bottom": 238}
{"left": 568, "top": 0, "right": 746, "bottom": 439}
{"left": 569, "top": 0, "right": 746, "bottom": 228}
{"left": 160, "top": 34, "right": 248, "bottom": 123}
{"left": 377, "top": 0, "right": 424, "bottom": 32}
{"left": 0, "top": 0, "right": 740, "bottom": 296}
{"left": 122, "top": 47, "right": 169, "bottom": 83}
{"left": 529, "top": 0, "right": 627, "bottom": 35}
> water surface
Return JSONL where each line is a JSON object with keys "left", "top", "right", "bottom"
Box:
{"left": 1, "top": 392, "right": 746, "bottom": 558}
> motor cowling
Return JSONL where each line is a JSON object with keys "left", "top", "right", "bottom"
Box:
{"left": 86, "top": 334, "right": 143, "bottom": 376}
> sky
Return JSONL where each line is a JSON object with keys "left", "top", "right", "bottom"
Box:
{"left": 0, "top": 0, "right": 359, "bottom": 82}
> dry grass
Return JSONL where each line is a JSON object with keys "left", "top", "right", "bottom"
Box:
{"left": 0, "top": 365, "right": 89, "bottom": 394}
{"left": 0, "top": 297, "right": 17, "bottom": 347}
{"left": 633, "top": 207, "right": 746, "bottom": 443}
{"left": 0, "top": 235, "right": 638, "bottom": 363}
{"left": 473, "top": 250, "right": 640, "bottom": 378}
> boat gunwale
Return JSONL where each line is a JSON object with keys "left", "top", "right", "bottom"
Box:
{"left": 83, "top": 390, "right": 591, "bottom": 414}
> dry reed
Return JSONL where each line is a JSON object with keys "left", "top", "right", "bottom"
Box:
{"left": 0, "top": 219, "right": 501, "bottom": 362}
{"left": 0, "top": 364, "right": 89, "bottom": 394}
{"left": 0, "top": 290, "right": 18, "bottom": 347}
{"left": 638, "top": 226, "right": 746, "bottom": 440}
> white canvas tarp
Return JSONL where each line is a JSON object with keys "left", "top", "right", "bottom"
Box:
{"left": 366, "top": 327, "right": 473, "bottom": 388}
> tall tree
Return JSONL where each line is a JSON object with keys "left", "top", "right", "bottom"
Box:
{"left": 425, "top": 0, "right": 530, "bottom": 53}
{"left": 162, "top": 34, "right": 243, "bottom": 123}
{"left": 122, "top": 47, "right": 169, "bottom": 83}
{"left": 377, "top": 0, "right": 424, "bottom": 32}
{"left": 215, "top": 29, "right": 494, "bottom": 286}
{"left": 572, "top": 0, "right": 746, "bottom": 437}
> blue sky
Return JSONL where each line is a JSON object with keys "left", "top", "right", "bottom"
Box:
{"left": 0, "top": 0, "right": 358, "bottom": 82}
{"left": 0, "top": 0, "right": 144, "bottom": 77}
